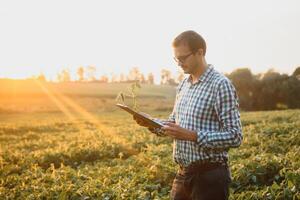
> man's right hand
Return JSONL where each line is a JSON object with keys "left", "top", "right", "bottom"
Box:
{"left": 133, "top": 113, "right": 158, "bottom": 134}
{"left": 132, "top": 112, "right": 152, "bottom": 127}
{"left": 133, "top": 114, "right": 175, "bottom": 136}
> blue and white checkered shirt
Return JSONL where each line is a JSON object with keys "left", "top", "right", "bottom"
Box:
{"left": 168, "top": 65, "right": 242, "bottom": 167}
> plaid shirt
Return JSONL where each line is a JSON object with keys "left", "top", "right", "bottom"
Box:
{"left": 168, "top": 65, "right": 242, "bottom": 167}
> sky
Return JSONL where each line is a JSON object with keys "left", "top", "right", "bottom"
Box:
{"left": 0, "top": 0, "right": 299, "bottom": 82}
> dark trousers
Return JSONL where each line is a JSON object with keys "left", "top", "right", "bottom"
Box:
{"left": 170, "top": 162, "right": 231, "bottom": 200}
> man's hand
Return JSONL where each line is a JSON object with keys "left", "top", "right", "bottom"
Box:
{"left": 162, "top": 122, "right": 197, "bottom": 142}
{"left": 132, "top": 112, "right": 152, "bottom": 128}
{"left": 132, "top": 113, "right": 157, "bottom": 134}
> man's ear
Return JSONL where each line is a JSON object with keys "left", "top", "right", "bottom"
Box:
{"left": 197, "top": 48, "right": 204, "bottom": 56}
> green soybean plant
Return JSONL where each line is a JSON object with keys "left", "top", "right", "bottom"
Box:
{"left": 116, "top": 80, "right": 141, "bottom": 111}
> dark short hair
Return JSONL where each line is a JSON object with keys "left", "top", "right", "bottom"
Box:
{"left": 172, "top": 30, "right": 206, "bottom": 56}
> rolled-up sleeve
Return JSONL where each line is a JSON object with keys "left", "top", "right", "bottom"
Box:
{"left": 197, "top": 79, "right": 243, "bottom": 149}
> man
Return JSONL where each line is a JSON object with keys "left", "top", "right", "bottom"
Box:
{"left": 134, "top": 30, "right": 242, "bottom": 200}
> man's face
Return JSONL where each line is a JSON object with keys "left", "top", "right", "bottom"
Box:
{"left": 173, "top": 44, "right": 199, "bottom": 74}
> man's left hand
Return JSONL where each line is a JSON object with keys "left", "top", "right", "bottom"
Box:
{"left": 162, "top": 122, "right": 197, "bottom": 142}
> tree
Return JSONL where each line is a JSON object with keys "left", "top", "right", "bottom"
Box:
{"left": 77, "top": 67, "right": 85, "bottom": 81}
{"left": 86, "top": 65, "right": 96, "bottom": 81}
{"left": 147, "top": 73, "right": 154, "bottom": 84}
{"left": 160, "top": 69, "right": 172, "bottom": 85}
{"left": 37, "top": 73, "right": 46, "bottom": 82}
{"left": 257, "top": 69, "right": 289, "bottom": 110}
{"left": 128, "top": 67, "right": 141, "bottom": 81}
{"left": 284, "top": 76, "right": 300, "bottom": 108}
{"left": 168, "top": 78, "right": 177, "bottom": 85}
{"left": 292, "top": 66, "right": 300, "bottom": 80}
{"left": 99, "top": 75, "right": 108, "bottom": 83}
{"left": 139, "top": 74, "right": 146, "bottom": 84}
{"left": 228, "top": 68, "right": 255, "bottom": 110}
{"left": 57, "top": 69, "right": 71, "bottom": 82}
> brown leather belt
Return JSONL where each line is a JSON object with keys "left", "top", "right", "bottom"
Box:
{"left": 179, "top": 161, "right": 227, "bottom": 174}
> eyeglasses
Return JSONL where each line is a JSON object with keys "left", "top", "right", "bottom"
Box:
{"left": 173, "top": 52, "right": 194, "bottom": 64}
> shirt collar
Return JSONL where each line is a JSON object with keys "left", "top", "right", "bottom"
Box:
{"left": 187, "top": 64, "right": 214, "bottom": 84}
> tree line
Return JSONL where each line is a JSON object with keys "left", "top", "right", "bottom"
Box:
{"left": 37, "top": 66, "right": 185, "bottom": 85}
{"left": 36, "top": 66, "right": 300, "bottom": 111}
{"left": 227, "top": 67, "right": 300, "bottom": 111}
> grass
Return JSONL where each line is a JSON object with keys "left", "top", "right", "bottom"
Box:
{"left": 0, "top": 80, "right": 299, "bottom": 199}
